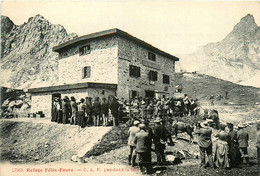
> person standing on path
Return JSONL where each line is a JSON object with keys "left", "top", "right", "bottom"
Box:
{"left": 93, "top": 97, "right": 101, "bottom": 126}
{"left": 227, "top": 122, "right": 241, "bottom": 167}
{"left": 77, "top": 98, "right": 86, "bottom": 132}
{"left": 109, "top": 97, "right": 120, "bottom": 126}
{"left": 85, "top": 97, "right": 93, "bottom": 126}
{"left": 128, "top": 120, "right": 140, "bottom": 166}
{"left": 214, "top": 124, "right": 230, "bottom": 168}
{"left": 153, "top": 117, "right": 167, "bottom": 165}
{"left": 195, "top": 121, "right": 214, "bottom": 168}
{"left": 256, "top": 123, "right": 260, "bottom": 167}
{"left": 101, "top": 98, "right": 109, "bottom": 126}
{"left": 62, "top": 96, "right": 71, "bottom": 124}
{"left": 237, "top": 124, "right": 249, "bottom": 165}
{"left": 134, "top": 123, "right": 153, "bottom": 174}
{"left": 70, "top": 96, "right": 78, "bottom": 125}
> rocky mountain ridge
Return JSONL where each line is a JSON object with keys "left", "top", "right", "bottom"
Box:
{"left": 0, "top": 14, "right": 77, "bottom": 89}
{"left": 178, "top": 14, "right": 260, "bottom": 87}
{"left": 1, "top": 14, "right": 260, "bottom": 88}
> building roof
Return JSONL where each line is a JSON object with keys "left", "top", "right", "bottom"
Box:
{"left": 28, "top": 82, "right": 117, "bottom": 93}
{"left": 53, "top": 28, "right": 179, "bottom": 61}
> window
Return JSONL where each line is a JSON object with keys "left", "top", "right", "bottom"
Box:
{"left": 148, "top": 52, "right": 156, "bottom": 61}
{"left": 130, "top": 90, "right": 139, "bottom": 99}
{"left": 163, "top": 74, "right": 170, "bottom": 84}
{"left": 149, "top": 70, "right": 158, "bottom": 81}
{"left": 82, "top": 66, "right": 91, "bottom": 78}
{"left": 59, "top": 51, "right": 68, "bottom": 59}
{"left": 129, "top": 65, "right": 141, "bottom": 78}
{"left": 79, "top": 45, "right": 91, "bottom": 55}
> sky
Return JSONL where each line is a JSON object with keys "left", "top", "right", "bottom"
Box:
{"left": 1, "top": 1, "right": 260, "bottom": 55}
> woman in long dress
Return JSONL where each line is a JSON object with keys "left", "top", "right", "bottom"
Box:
{"left": 227, "top": 123, "right": 241, "bottom": 167}
{"left": 214, "top": 124, "right": 230, "bottom": 168}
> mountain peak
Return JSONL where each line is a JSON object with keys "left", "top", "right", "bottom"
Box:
{"left": 27, "top": 14, "right": 47, "bottom": 23}
{"left": 240, "top": 14, "right": 255, "bottom": 23}
{"left": 1, "top": 15, "right": 14, "bottom": 34}
{"left": 232, "top": 14, "right": 258, "bottom": 33}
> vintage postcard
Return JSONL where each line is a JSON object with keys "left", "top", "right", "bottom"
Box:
{"left": 1, "top": 1, "right": 260, "bottom": 176}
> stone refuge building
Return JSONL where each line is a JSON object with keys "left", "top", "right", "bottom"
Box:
{"left": 28, "top": 28, "right": 179, "bottom": 117}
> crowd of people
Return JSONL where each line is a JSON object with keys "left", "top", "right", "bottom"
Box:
{"left": 127, "top": 117, "right": 260, "bottom": 174}
{"left": 128, "top": 117, "right": 170, "bottom": 174}
{"left": 195, "top": 121, "right": 250, "bottom": 169}
{"left": 50, "top": 93, "right": 260, "bottom": 174}
{"left": 51, "top": 96, "right": 121, "bottom": 131}
{"left": 50, "top": 94, "right": 199, "bottom": 129}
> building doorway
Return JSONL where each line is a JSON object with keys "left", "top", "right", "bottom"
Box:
{"left": 145, "top": 90, "right": 155, "bottom": 98}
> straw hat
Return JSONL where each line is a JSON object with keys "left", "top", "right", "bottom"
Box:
{"left": 139, "top": 124, "right": 146, "bottom": 129}
{"left": 237, "top": 123, "right": 245, "bottom": 129}
{"left": 200, "top": 121, "right": 209, "bottom": 128}
{"left": 133, "top": 120, "right": 140, "bottom": 126}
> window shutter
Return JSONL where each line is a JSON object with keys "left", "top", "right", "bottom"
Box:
{"left": 136, "top": 91, "right": 139, "bottom": 98}
{"left": 82, "top": 66, "right": 91, "bottom": 78}
{"left": 86, "top": 66, "right": 91, "bottom": 77}
{"left": 137, "top": 67, "right": 141, "bottom": 77}
{"left": 129, "top": 90, "right": 132, "bottom": 100}
{"left": 129, "top": 65, "right": 133, "bottom": 76}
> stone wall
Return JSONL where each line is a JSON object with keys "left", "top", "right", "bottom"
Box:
{"left": 31, "top": 88, "right": 116, "bottom": 118}
{"left": 31, "top": 93, "right": 52, "bottom": 118}
{"left": 58, "top": 36, "right": 118, "bottom": 85}
{"left": 117, "top": 37, "right": 176, "bottom": 100}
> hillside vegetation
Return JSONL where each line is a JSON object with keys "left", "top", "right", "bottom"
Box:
{"left": 175, "top": 72, "right": 260, "bottom": 105}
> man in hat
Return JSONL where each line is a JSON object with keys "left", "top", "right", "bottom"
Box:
{"left": 70, "top": 96, "right": 78, "bottom": 125}
{"left": 153, "top": 117, "right": 167, "bottom": 165}
{"left": 237, "top": 124, "right": 249, "bottom": 165}
{"left": 128, "top": 120, "right": 140, "bottom": 166}
{"left": 227, "top": 122, "right": 241, "bottom": 167}
{"left": 101, "top": 98, "right": 109, "bottom": 126}
{"left": 55, "top": 98, "right": 62, "bottom": 123}
{"left": 256, "top": 123, "right": 260, "bottom": 167}
{"left": 51, "top": 97, "right": 59, "bottom": 122}
{"left": 134, "top": 123, "right": 153, "bottom": 174}
{"left": 109, "top": 96, "right": 120, "bottom": 126}
{"left": 62, "top": 96, "right": 71, "bottom": 124}
{"left": 93, "top": 97, "right": 101, "bottom": 126}
{"left": 143, "top": 119, "right": 154, "bottom": 165}
{"left": 195, "top": 121, "right": 214, "bottom": 168}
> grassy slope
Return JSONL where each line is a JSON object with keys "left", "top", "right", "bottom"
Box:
{"left": 0, "top": 119, "right": 110, "bottom": 163}
{"left": 175, "top": 72, "right": 260, "bottom": 105}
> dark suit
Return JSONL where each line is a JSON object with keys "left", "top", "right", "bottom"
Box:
{"left": 101, "top": 101, "right": 109, "bottom": 126}
{"left": 237, "top": 129, "right": 249, "bottom": 163}
{"left": 134, "top": 130, "right": 152, "bottom": 173}
{"left": 101, "top": 102, "right": 109, "bottom": 116}
{"left": 85, "top": 101, "right": 93, "bottom": 126}
{"left": 62, "top": 101, "right": 71, "bottom": 124}
{"left": 257, "top": 131, "right": 260, "bottom": 167}
{"left": 93, "top": 101, "right": 101, "bottom": 126}
{"left": 109, "top": 100, "right": 119, "bottom": 126}
{"left": 153, "top": 124, "right": 167, "bottom": 165}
